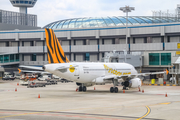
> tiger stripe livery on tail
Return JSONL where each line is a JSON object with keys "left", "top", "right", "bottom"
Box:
{"left": 45, "top": 28, "right": 70, "bottom": 63}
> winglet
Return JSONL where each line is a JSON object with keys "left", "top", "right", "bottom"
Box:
{"left": 18, "top": 68, "right": 21, "bottom": 73}
{"left": 166, "top": 69, "right": 169, "bottom": 75}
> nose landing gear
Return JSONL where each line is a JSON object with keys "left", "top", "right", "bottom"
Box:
{"left": 110, "top": 87, "right": 118, "bottom": 93}
{"left": 79, "top": 86, "right": 87, "bottom": 92}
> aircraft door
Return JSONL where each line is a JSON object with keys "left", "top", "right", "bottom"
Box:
{"left": 74, "top": 67, "right": 80, "bottom": 76}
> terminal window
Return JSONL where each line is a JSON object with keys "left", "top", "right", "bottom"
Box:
{"left": 4, "top": 55, "right": 9, "bottom": 63}
{"left": 32, "top": 54, "right": 36, "bottom": 61}
{"left": 10, "top": 55, "right": 14, "bottom": 62}
{"left": 161, "top": 53, "right": 171, "bottom": 65}
{"left": 149, "top": 53, "right": 159, "bottom": 65}
{"left": 0, "top": 55, "right": 3, "bottom": 63}
{"left": 149, "top": 53, "right": 171, "bottom": 65}
{"left": 85, "top": 53, "right": 90, "bottom": 61}
{"left": 15, "top": 54, "right": 19, "bottom": 61}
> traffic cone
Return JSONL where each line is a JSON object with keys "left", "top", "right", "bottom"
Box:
{"left": 38, "top": 94, "right": 40, "bottom": 98}
{"left": 123, "top": 89, "right": 125, "bottom": 93}
{"left": 76, "top": 88, "right": 78, "bottom": 92}
{"left": 94, "top": 87, "right": 95, "bottom": 90}
{"left": 15, "top": 88, "right": 17, "bottom": 92}
{"left": 17, "top": 83, "right": 19, "bottom": 86}
{"left": 165, "top": 93, "right": 168, "bottom": 97}
{"left": 142, "top": 89, "right": 144, "bottom": 93}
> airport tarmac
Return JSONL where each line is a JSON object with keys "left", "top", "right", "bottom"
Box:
{"left": 0, "top": 80, "right": 180, "bottom": 120}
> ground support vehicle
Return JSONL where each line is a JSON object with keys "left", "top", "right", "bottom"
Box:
{"left": 2, "top": 76, "right": 15, "bottom": 80}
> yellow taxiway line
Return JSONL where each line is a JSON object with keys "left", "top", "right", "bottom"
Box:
{"left": 136, "top": 106, "right": 151, "bottom": 120}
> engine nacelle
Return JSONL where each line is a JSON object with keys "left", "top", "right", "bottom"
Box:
{"left": 129, "top": 78, "right": 142, "bottom": 88}
{"left": 76, "top": 82, "right": 95, "bottom": 87}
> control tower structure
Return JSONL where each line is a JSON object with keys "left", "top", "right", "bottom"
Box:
{"left": 177, "top": 4, "right": 180, "bottom": 18}
{"left": 9, "top": 0, "right": 37, "bottom": 14}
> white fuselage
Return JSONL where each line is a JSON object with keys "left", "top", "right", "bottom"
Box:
{"left": 44, "top": 62, "right": 138, "bottom": 83}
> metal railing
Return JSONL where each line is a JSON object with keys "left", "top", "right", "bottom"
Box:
{"left": 169, "top": 68, "right": 180, "bottom": 74}
{"left": 0, "top": 9, "right": 37, "bottom": 27}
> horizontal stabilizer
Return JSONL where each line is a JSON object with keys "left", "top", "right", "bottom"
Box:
{"left": 19, "top": 65, "right": 43, "bottom": 71}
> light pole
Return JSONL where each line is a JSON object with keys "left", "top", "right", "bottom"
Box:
{"left": 120, "top": 6, "right": 135, "bottom": 54}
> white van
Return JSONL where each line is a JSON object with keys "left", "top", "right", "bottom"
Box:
{"left": 14, "top": 74, "right": 21, "bottom": 79}
{"left": 38, "top": 75, "right": 51, "bottom": 81}
{"left": 4, "top": 72, "right": 13, "bottom": 77}
{"left": 52, "top": 75, "right": 60, "bottom": 79}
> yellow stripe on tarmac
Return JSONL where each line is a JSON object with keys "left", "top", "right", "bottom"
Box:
{"left": 159, "top": 102, "right": 171, "bottom": 105}
{"left": 0, "top": 112, "right": 44, "bottom": 119}
{"left": 136, "top": 106, "right": 151, "bottom": 120}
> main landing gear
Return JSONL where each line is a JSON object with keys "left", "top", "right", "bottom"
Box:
{"left": 110, "top": 87, "right": 118, "bottom": 93}
{"left": 79, "top": 86, "right": 87, "bottom": 92}
{"left": 110, "top": 79, "right": 119, "bottom": 93}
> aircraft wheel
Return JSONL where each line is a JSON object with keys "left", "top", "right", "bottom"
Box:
{"left": 123, "top": 86, "right": 126, "bottom": 90}
{"left": 79, "top": 86, "right": 82, "bottom": 92}
{"left": 110, "top": 87, "right": 114, "bottom": 93}
{"left": 114, "top": 87, "right": 118, "bottom": 93}
{"left": 82, "top": 86, "right": 86, "bottom": 92}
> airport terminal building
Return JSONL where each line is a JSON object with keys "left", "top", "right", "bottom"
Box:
{"left": 1, "top": 7, "right": 180, "bottom": 78}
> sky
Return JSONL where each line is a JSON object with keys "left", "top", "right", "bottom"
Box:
{"left": 0, "top": 0, "right": 180, "bottom": 27}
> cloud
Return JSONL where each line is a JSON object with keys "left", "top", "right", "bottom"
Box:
{"left": 0, "top": 0, "right": 180, "bottom": 27}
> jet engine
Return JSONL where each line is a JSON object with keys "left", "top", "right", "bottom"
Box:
{"left": 129, "top": 78, "right": 142, "bottom": 88}
{"left": 121, "top": 78, "right": 141, "bottom": 88}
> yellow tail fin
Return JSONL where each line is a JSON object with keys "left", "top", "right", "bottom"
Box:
{"left": 45, "top": 28, "right": 70, "bottom": 63}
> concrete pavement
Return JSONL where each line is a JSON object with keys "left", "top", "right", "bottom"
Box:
{"left": 0, "top": 80, "right": 180, "bottom": 120}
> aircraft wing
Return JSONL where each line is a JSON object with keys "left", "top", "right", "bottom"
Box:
{"left": 19, "top": 65, "right": 43, "bottom": 70}
{"left": 103, "top": 70, "right": 168, "bottom": 80}
{"left": 136, "top": 71, "right": 167, "bottom": 76}
{"left": 18, "top": 68, "right": 49, "bottom": 74}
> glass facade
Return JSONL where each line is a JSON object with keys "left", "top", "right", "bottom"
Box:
{"left": 4, "top": 55, "right": 9, "bottom": 63}
{"left": 15, "top": 54, "right": 19, "bottom": 61}
{"left": 0, "top": 9, "right": 37, "bottom": 27}
{"left": 0, "top": 55, "right": 3, "bottom": 63}
{"left": 161, "top": 53, "right": 171, "bottom": 65}
{"left": 85, "top": 53, "right": 90, "bottom": 61}
{"left": 149, "top": 53, "right": 159, "bottom": 65}
{"left": 0, "top": 54, "right": 19, "bottom": 63}
{"left": 44, "top": 16, "right": 180, "bottom": 29}
{"left": 10, "top": 54, "right": 14, "bottom": 62}
{"left": 32, "top": 54, "right": 36, "bottom": 61}
{"left": 149, "top": 53, "right": 171, "bottom": 65}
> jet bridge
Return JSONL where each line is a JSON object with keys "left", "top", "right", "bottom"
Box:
{"left": 101, "top": 50, "right": 143, "bottom": 68}
{"left": 169, "top": 57, "right": 180, "bottom": 85}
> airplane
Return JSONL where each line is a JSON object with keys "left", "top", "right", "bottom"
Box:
{"left": 20, "top": 28, "right": 168, "bottom": 93}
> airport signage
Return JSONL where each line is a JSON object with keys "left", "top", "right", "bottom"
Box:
{"left": 177, "top": 43, "right": 180, "bottom": 49}
{"left": 176, "top": 51, "right": 180, "bottom": 54}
